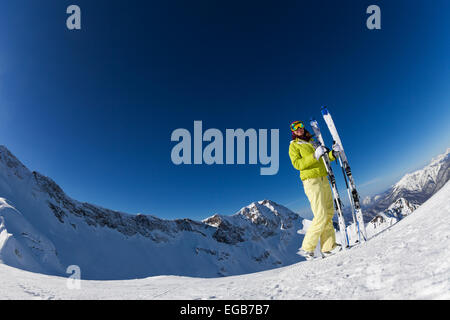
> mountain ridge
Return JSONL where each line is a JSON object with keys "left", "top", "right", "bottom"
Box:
{"left": 0, "top": 145, "right": 448, "bottom": 280}
{"left": 0, "top": 145, "right": 308, "bottom": 279}
{"left": 362, "top": 148, "right": 450, "bottom": 219}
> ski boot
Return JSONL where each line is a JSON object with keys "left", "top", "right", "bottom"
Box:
{"left": 322, "top": 244, "right": 342, "bottom": 258}
{"left": 297, "top": 249, "right": 315, "bottom": 261}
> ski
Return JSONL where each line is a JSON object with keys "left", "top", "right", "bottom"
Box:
{"left": 321, "top": 106, "right": 368, "bottom": 243}
{"left": 309, "top": 118, "right": 350, "bottom": 249}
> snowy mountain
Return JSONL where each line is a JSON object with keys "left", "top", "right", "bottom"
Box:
{"left": 1, "top": 180, "right": 449, "bottom": 300}
{"left": 365, "top": 197, "right": 420, "bottom": 238}
{"left": 0, "top": 146, "right": 309, "bottom": 280}
{"left": 1, "top": 145, "right": 448, "bottom": 281}
{"left": 363, "top": 148, "right": 450, "bottom": 220}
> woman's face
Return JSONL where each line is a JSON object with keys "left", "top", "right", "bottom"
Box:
{"left": 294, "top": 127, "right": 304, "bottom": 136}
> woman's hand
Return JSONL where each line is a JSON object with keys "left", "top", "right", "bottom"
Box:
{"left": 332, "top": 142, "right": 343, "bottom": 158}
{"left": 314, "top": 146, "right": 329, "bottom": 160}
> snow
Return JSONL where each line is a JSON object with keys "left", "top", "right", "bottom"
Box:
{"left": 0, "top": 146, "right": 310, "bottom": 280}
{"left": 1, "top": 180, "right": 449, "bottom": 300}
{"left": 393, "top": 148, "right": 449, "bottom": 194}
{"left": 363, "top": 148, "right": 449, "bottom": 219}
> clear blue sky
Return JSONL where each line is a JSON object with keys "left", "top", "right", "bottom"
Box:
{"left": 0, "top": 1, "right": 449, "bottom": 220}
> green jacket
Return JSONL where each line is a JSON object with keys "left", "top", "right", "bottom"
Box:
{"left": 288, "top": 138, "right": 336, "bottom": 181}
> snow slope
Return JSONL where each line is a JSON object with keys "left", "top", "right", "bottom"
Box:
{"left": 1, "top": 180, "right": 448, "bottom": 300}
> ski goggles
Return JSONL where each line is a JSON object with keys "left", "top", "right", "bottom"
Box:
{"left": 290, "top": 121, "right": 305, "bottom": 132}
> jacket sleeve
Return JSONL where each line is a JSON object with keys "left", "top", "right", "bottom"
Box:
{"left": 289, "top": 143, "right": 317, "bottom": 171}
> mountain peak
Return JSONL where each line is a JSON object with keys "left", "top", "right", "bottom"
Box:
{"left": 429, "top": 147, "right": 450, "bottom": 166}
{"left": 233, "top": 199, "right": 300, "bottom": 230}
{"left": 0, "top": 145, "right": 24, "bottom": 167}
{"left": 364, "top": 147, "right": 450, "bottom": 219}
{"left": 394, "top": 148, "right": 450, "bottom": 193}
{"left": 0, "top": 146, "right": 30, "bottom": 180}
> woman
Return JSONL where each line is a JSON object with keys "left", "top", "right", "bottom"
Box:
{"left": 288, "top": 120, "right": 342, "bottom": 260}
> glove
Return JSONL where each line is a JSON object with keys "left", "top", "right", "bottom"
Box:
{"left": 332, "top": 142, "right": 343, "bottom": 158}
{"left": 314, "top": 145, "right": 328, "bottom": 160}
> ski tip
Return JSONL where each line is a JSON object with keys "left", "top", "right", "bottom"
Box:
{"left": 321, "top": 106, "right": 329, "bottom": 115}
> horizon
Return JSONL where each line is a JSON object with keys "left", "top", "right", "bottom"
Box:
{"left": 1, "top": 1, "right": 449, "bottom": 221}
{"left": 1, "top": 143, "right": 447, "bottom": 221}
